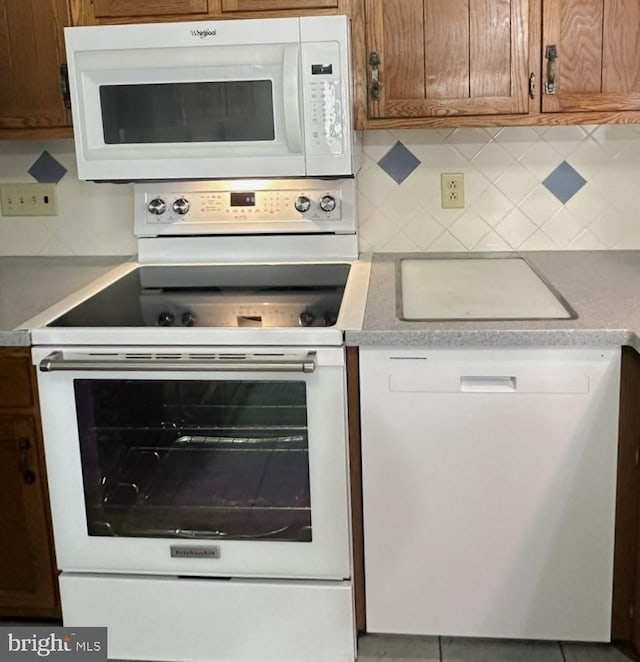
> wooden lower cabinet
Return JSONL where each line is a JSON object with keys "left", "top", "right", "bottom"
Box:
{"left": 0, "top": 348, "right": 60, "bottom": 620}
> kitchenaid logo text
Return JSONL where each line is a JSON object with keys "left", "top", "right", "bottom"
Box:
{"left": 191, "top": 28, "right": 217, "bottom": 38}
{"left": 1, "top": 628, "right": 106, "bottom": 661}
{"left": 170, "top": 544, "right": 221, "bottom": 558}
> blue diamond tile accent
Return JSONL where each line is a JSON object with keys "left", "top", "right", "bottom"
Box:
{"left": 28, "top": 150, "right": 67, "bottom": 184}
{"left": 542, "top": 160, "right": 586, "bottom": 204}
{"left": 377, "top": 141, "right": 421, "bottom": 184}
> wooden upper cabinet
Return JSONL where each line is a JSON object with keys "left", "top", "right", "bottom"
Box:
{"left": 220, "top": 0, "right": 338, "bottom": 12}
{"left": 364, "top": 0, "right": 530, "bottom": 119}
{"left": 0, "top": 0, "right": 71, "bottom": 131}
{"left": 69, "top": 0, "right": 212, "bottom": 24}
{"left": 542, "top": 0, "right": 640, "bottom": 113}
{"left": 70, "top": 0, "right": 342, "bottom": 24}
{"left": 92, "top": 0, "right": 209, "bottom": 18}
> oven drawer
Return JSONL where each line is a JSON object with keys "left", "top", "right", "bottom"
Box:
{"left": 60, "top": 573, "right": 355, "bottom": 662}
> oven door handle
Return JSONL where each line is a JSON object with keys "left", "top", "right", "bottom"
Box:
{"left": 38, "top": 351, "right": 317, "bottom": 373}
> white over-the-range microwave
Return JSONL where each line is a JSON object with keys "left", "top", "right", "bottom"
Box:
{"left": 64, "top": 15, "right": 357, "bottom": 181}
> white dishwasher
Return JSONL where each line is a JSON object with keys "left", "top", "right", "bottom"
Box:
{"left": 359, "top": 347, "right": 621, "bottom": 642}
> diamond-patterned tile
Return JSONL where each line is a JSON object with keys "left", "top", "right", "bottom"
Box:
{"left": 542, "top": 207, "right": 585, "bottom": 248}
{"left": 471, "top": 230, "right": 512, "bottom": 251}
{"left": 494, "top": 207, "right": 538, "bottom": 248}
{"left": 473, "top": 185, "right": 515, "bottom": 227}
{"left": 448, "top": 127, "right": 493, "bottom": 160}
{"left": 471, "top": 141, "right": 514, "bottom": 178}
{"left": 403, "top": 212, "right": 445, "bottom": 250}
{"left": 518, "top": 141, "right": 563, "bottom": 181}
{"left": 520, "top": 228, "right": 559, "bottom": 251}
{"left": 519, "top": 185, "right": 563, "bottom": 226}
{"left": 542, "top": 161, "right": 587, "bottom": 204}
{"left": 588, "top": 208, "right": 635, "bottom": 248}
{"left": 495, "top": 126, "right": 539, "bottom": 159}
{"left": 496, "top": 161, "right": 538, "bottom": 204}
{"left": 449, "top": 209, "right": 492, "bottom": 249}
{"left": 539, "top": 125, "right": 590, "bottom": 157}
{"left": 377, "top": 141, "right": 421, "bottom": 184}
{"left": 28, "top": 150, "right": 67, "bottom": 184}
{"left": 568, "top": 228, "right": 607, "bottom": 250}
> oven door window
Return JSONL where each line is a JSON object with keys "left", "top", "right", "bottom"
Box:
{"left": 74, "top": 379, "right": 311, "bottom": 543}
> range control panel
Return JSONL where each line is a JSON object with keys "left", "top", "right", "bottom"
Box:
{"left": 134, "top": 178, "right": 356, "bottom": 237}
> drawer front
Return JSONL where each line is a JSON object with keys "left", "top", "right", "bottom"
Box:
{"left": 0, "top": 350, "right": 34, "bottom": 410}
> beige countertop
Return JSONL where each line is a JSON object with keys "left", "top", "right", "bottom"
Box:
{"left": 0, "top": 256, "right": 132, "bottom": 346}
{"left": 346, "top": 250, "right": 640, "bottom": 351}
{"left": 4, "top": 251, "right": 640, "bottom": 351}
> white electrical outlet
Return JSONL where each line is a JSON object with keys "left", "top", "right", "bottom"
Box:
{"left": 440, "top": 173, "right": 465, "bottom": 209}
{"left": 0, "top": 183, "right": 58, "bottom": 216}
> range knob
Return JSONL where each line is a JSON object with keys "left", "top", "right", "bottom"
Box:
{"left": 157, "top": 311, "right": 175, "bottom": 326}
{"left": 319, "top": 195, "right": 337, "bottom": 212}
{"left": 148, "top": 197, "right": 167, "bottom": 215}
{"left": 172, "top": 198, "right": 190, "bottom": 215}
{"left": 181, "top": 312, "right": 197, "bottom": 327}
{"left": 294, "top": 195, "right": 312, "bottom": 213}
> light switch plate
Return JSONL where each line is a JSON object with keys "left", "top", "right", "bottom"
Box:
{"left": 0, "top": 183, "right": 58, "bottom": 216}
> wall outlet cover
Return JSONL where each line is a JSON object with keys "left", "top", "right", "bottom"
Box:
{"left": 441, "top": 173, "right": 465, "bottom": 209}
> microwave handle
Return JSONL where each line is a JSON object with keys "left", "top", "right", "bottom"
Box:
{"left": 283, "top": 45, "right": 303, "bottom": 153}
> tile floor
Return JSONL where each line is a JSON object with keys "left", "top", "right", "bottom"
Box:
{"left": 357, "top": 634, "right": 634, "bottom": 662}
{"left": 0, "top": 621, "right": 634, "bottom": 661}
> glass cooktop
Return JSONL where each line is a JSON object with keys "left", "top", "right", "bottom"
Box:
{"left": 48, "top": 264, "right": 351, "bottom": 329}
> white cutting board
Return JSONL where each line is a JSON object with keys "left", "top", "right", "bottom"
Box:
{"left": 400, "top": 258, "right": 572, "bottom": 320}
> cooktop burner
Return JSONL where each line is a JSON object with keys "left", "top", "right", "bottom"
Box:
{"left": 48, "top": 263, "right": 351, "bottom": 329}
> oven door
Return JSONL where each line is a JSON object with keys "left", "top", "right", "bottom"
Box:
{"left": 65, "top": 20, "right": 305, "bottom": 181}
{"left": 33, "top": 346, "right": 351, "bottom": 581}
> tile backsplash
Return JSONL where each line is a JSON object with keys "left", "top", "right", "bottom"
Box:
{"left": 359, "top": 124, "right": 640, "bottom": 253}
{"left": 2, "top": 125, "right": 640, "bottom": 256}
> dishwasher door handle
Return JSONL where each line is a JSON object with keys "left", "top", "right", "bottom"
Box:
{"left": 460, "top": 376, "right": 517, "bottom": 392}
{"left": 39, "top": 351, "right": 317, "bottom": 374}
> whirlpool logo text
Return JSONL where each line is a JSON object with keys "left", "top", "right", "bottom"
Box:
{"left": 191, "top": 28, "right": 217, "bottom": 38}
{"left": 0, "top": 628, "right": 107, "bottom": 662}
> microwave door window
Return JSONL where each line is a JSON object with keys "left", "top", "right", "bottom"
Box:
{"left": 99, "top": 81, "right": 275, "bottom": 144}
{"left": 74, "top": 379, "right": 311, "bottom": 542}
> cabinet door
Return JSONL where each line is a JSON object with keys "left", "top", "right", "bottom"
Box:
{"left": 0, "top": 415, "right": 59, "bottom": 618}
{"left": 220, "top": 0, "right": 338, "bottom": 11}
{"left": 0, "top": 0, "right": 71, "bottom": 130}
{"left": 542, "top": 0, "right": 640, "bottom": 112}
{"left": 364, "top": 0, "right": 530, "bottom": 119}
{"left": 612, "top": 347, "right": 640, "bottom": 657}
{"left": 69, "top": 0, "right": 211, "bottom": 24}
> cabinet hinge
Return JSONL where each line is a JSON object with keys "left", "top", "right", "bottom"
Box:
{"left": 59, "top": 64, "right": 71, "bottom": 110}
{"left": 369, "top": 51, "right": 381, "bottom": 101}
{"left": 528, "top": 73, "right": 536, "bottom": 99}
